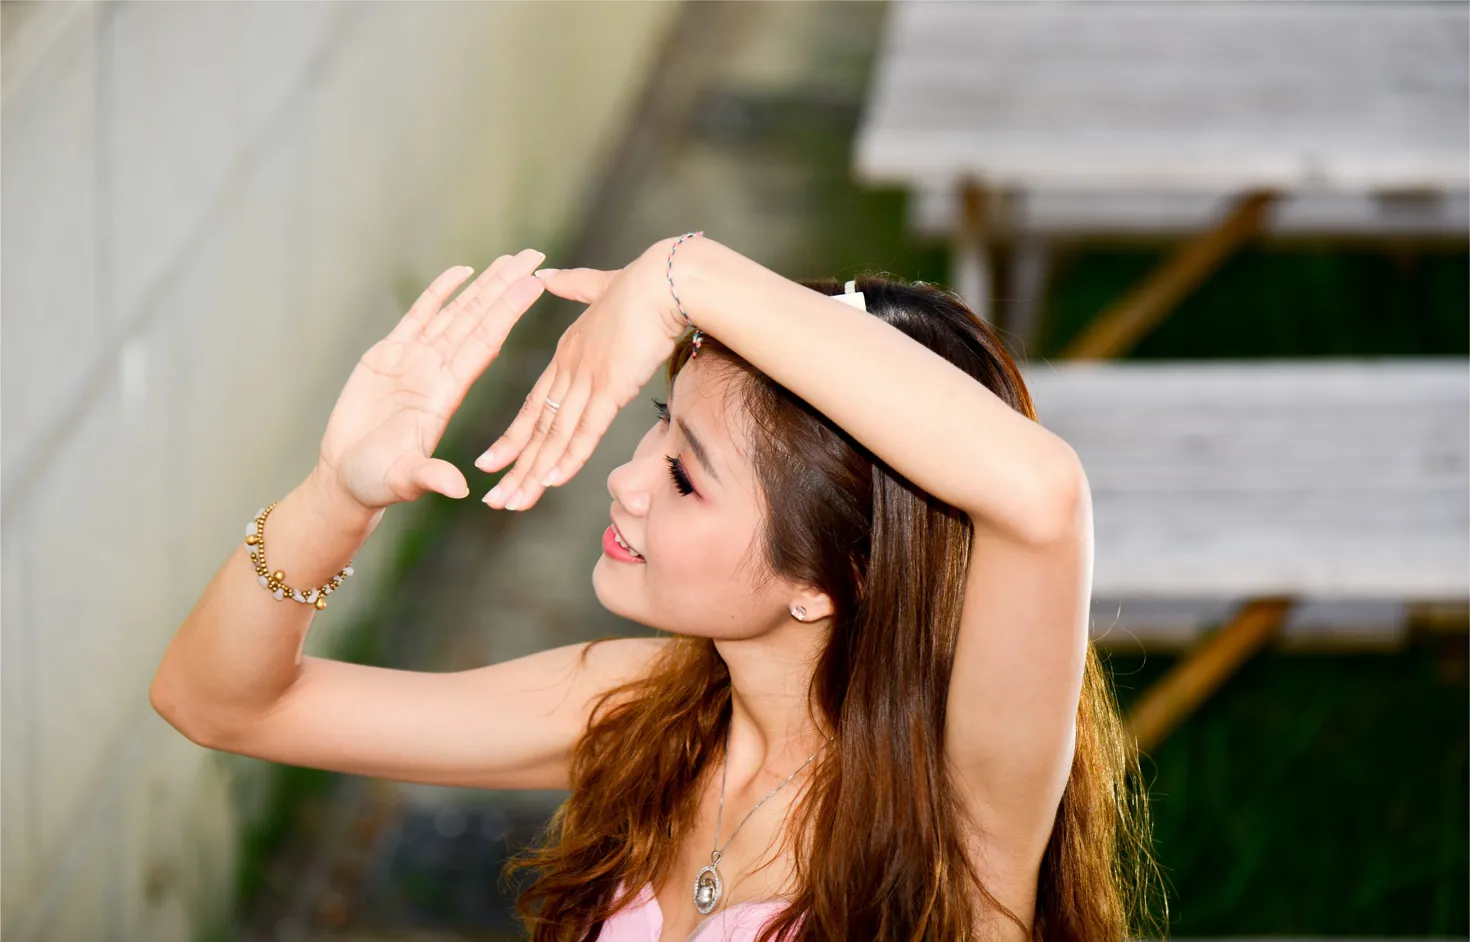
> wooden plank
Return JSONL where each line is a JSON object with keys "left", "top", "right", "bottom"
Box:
{"left": 1128, "top": 598, "right": 1292, "bottom": 752}
{"left": 1060, "top": 191, "right": 1274, "bottom": 359}
{"left": 1021, "top": 359, "right": 1470, "bottom": 599}
{"left": 855, "top": 2, "right": 1470, "bottom": 192}
{"left": 1090, "top": 597, "right": 1427, "bottom": 653}
{"left": 907, "top": 188, "right": 1470, "bottom": 240}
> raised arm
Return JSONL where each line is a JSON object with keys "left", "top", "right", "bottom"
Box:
{"left": 481, "top": 236, "right": 1091, "bottom": 843}
{"left": 150, "top": 249, "right": 673, "bottom": 789}
{"left": 633, "top": 239, "right": 1093, "bottom": 844}
{"left": 151, "top": 467, "right": 667, "bottom": 789}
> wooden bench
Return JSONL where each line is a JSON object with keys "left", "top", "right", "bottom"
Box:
{"left": 1020, "top": 358, "right": 1469, "bottom": 746}
{"left": 854, "top": 2, "right": 1470, "bottom": 329}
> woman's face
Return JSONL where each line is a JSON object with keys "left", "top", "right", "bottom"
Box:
{"left": 594, "top": 357, "right": 792, "bottom": 638}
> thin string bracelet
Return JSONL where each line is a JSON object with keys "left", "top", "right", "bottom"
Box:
{"left": 666, "top": 231, "right": 704, "bottom": 358}
{"left": 244, "top": 502, "right": 354, "bottom": 610}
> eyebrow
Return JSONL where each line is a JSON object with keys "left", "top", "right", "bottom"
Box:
{"left": 675, "top": 416, "right": 722, "bottom": 485}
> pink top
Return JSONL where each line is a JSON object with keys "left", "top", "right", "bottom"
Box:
{"left": 597, "top": 879, "right": 797, "bottom": 942}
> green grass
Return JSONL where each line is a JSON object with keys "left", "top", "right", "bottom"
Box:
{"left": 1041, "top": 243, "right": 1470, "bottom": 360}
{"left": 1109, "top": 640, "right": 1468, "bottom": 935}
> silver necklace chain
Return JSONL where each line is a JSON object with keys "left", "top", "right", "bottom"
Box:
{"left": 691, "top": 719, "right": 832, "bottom": 914}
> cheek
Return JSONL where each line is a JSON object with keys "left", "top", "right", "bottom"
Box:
{"left": 646, "top": 511, "right": 717, "bottom": 580}
{"left": 646, "top": 509, "right": 758, "bottom": 596}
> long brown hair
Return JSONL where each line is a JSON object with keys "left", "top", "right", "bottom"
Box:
{"left": 505, "top": 276, "right": 1168, "bottom": 940}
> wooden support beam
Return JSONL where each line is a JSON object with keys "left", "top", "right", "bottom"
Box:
{"left": 1128, "top": 597, "right": 1293, "bottom": 753}
{"left": 1006, "top": 232, "right": 1051, "bottom": 359}
{"left": 1061, "top": 190, "right": 1276, "bottom": 360}
{"left": 1407, "top": 600, "right": 1470, "bottom": 635}
{"left": 954, "top": 180, "right": 993, "bottom": 322}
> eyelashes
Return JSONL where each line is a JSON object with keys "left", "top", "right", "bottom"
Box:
{"left": 665, "top": 455, "right": 696, "bottom": 496}
{"left": 652, "top": 398, "right": 696, "bottom": 497}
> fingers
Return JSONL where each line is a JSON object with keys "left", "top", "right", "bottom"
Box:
{"left": 534, "top": 267, "right": 618, "bottom": 304}
{"left": 387, "top": 266, "right": 477, "bottom": 343}
{"left": 540, "top": 395, "right": 619, "bottom": 489}
{"left": 484, "top": 387, "right": 618, "bottom": 513}
{"left": 409, "top": 457, "right": 470, "bottom": 500}
{"left": 422, "top": 254, "right": 513, "bottom": 343}
{"left": 427, "top": 248, "right": 544, "bottom": 345}
{"left": 495, "top": 378, "right": 590, "bottom": 510}
{"left": 476, "top": 362, "right": 559, "bottom": 477}
{"left": 441, "top": 248, "right": 552, "bottom": 346}
{"left": 483, "top": 373, "right": 575, "bottom": 510}
{"left": 447, "top": 274, "right": 545, "bottom": 386}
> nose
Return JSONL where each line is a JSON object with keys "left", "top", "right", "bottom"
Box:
{"left": 607, "top": 452, "right": 652, "bottom": 516}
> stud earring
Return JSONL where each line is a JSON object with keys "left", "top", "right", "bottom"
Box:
{"left": 790, "top": 605, "right": 807, "bottom": 621}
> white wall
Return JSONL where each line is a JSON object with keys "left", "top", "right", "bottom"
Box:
{"left": 0, "top": 2, "right": 679, "bottom": 939}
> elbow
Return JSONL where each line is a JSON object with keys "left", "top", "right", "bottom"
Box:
{"left": 1034, "top": 450, "right": 1089, "bottom": 544}
{"left": 1013, "top": 446, "right": 1089, "bottom": 546}
{"left": 149, "top": 674, "right": 225, "bottom": 749}
{"left": 149, "top": 676, "right": 198, "bottom": 743}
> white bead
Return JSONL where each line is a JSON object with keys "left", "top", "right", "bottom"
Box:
{"left": 259, "top": 575, "right": 269, "bottom": 587}
{"left": 344, "top": 566, "right": 354, "bottom": 576}
{"left": 272, "top": 588, "right": 284, "bottom": 601}
{"left": 306, "top": 589, "right": 318, "bottom": 603}
{"left": 246, "top": 522, "right": 256, "bottom": 537}
{"left": 292, "top": 590, "right": 304, "bottom": 602}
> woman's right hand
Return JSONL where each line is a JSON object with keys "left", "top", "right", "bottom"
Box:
{"left": 314, "top": 249, "right": 547, "bottom": 512}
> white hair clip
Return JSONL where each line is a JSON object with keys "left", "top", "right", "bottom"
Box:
{"left": 831, "top": 280, "right": 867, "bottom": 312}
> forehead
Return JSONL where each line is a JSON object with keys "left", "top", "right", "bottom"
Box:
{"left": 670, "top": 357, "right": 755, "bottom": 481}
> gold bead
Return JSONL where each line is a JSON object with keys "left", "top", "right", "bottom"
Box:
{"left": 314, "top": 597, "right": 327, "bottom": 610}
{"left": 273, "top": 570, "right": 284, "bottom": 582}
{"left": 245, "top": 534, "right": 259, "bottom": 545}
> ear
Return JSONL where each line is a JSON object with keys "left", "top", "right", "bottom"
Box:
{"left": 789, "top": 590, "right": 834, "bottom": 622}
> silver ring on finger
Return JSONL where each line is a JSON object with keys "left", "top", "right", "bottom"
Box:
{"left": 544, "top": 396, "right": 561, "bottom": 413}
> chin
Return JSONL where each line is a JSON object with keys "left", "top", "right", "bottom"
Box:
{"left": 591, "top": 557, "right": 636, "bottom": 616}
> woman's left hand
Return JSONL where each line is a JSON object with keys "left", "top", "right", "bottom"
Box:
{"left": 475, "top": 239, "right": 687, "bottom": 511}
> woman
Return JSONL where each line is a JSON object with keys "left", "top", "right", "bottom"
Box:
{"left": 150, "top": 236, "right": 1165, "bottom": 941}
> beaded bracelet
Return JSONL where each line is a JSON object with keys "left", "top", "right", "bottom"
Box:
{"left": 666, "top": 231, "right": 705, "bottom": 358}
{"left": 244, "top": 502, "right": 354, "bottom": 610}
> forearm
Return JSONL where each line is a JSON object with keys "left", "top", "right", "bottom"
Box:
{"left": 675, "top": 236, "right": 1081, "bottom": 541}
{"left": 149, "top": 466, "right": 385, "bottom": 743}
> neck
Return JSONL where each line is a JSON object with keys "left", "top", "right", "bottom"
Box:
{"left": 714, "top": 620, "right": 832, "bottom": 791}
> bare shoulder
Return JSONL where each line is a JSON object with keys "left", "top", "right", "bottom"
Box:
{"left": 555, "top": 634, "right": 674, "bottom": 705}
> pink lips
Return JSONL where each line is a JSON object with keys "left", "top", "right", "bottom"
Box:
{"left": 602, "top": 525, "right": 644, "bottom": 564}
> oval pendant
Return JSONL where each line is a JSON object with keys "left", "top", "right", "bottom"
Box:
{"left": 693, "top": 863, "right": 722, "bottom": 914}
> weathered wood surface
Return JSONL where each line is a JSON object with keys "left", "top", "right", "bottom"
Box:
{"left": 1020, "top": 359, "right": 1470, "bottom": 600}
{"left": 909, "top": 188, "right": 1470, "bottom": 238}
{"left": 856, "top": 1, "right": 1470, "bottom": 192}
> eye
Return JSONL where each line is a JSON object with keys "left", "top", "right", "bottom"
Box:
{"left": 652, "top": 398, "right": 696, "bottom": 496}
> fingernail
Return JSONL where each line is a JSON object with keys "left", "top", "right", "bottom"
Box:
{"left": 477, "top": 444, "right": 500, "bottom": 468}
{"left": 541, "top": 468, "right": 559, "bottom": 487}
{"left": 504, "top": 488, "right": 524, "bottom": 511}
{"left": 484, "top": 483, "right": 503, "bottom": 505}
{"left": 534, "top": 268, "right": 560, "bottom": 279}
